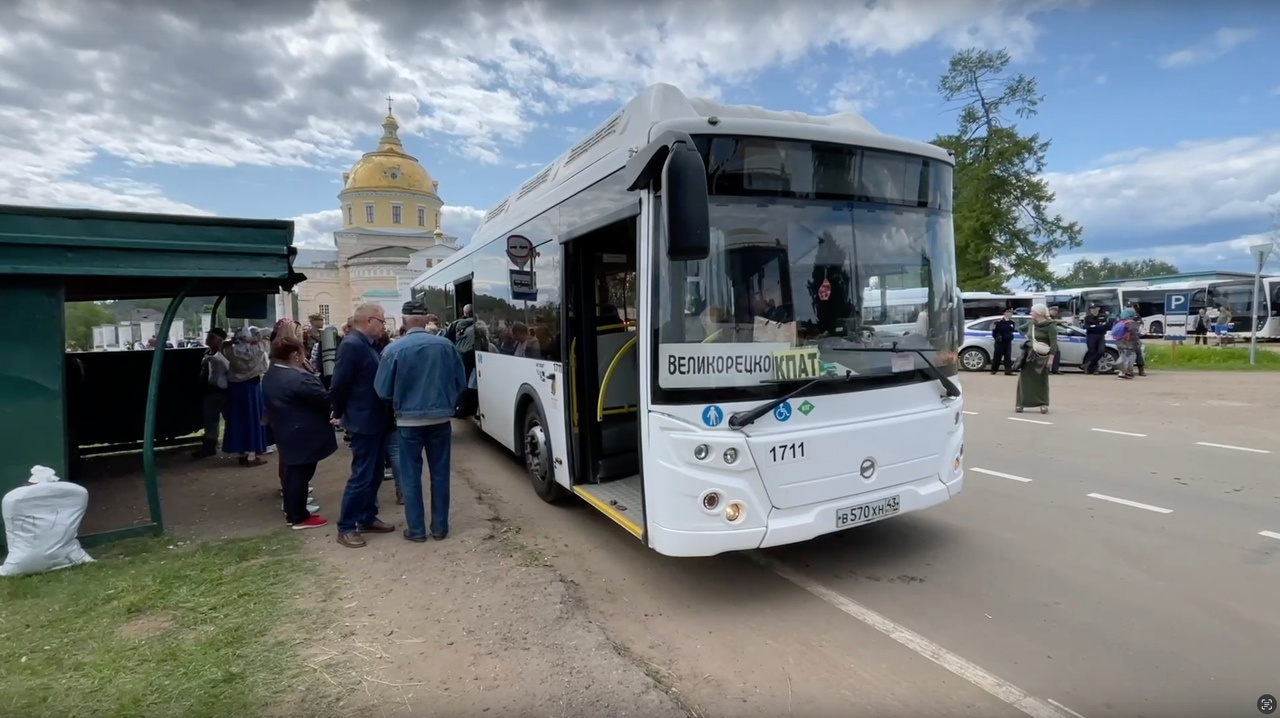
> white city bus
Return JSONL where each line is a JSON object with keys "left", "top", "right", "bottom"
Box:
{"left": 410, "top": 84, "right": 965, "bottom": 557}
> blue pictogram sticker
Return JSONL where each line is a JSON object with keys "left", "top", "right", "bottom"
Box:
{"left": 701, "top": 405, "right": 724, "bottom": 428}
{"left": 773, "top": 401, "right": 793, "bottom": 422}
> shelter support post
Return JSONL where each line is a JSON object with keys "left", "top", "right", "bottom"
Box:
{"left": 211, "top": 294, "right": 227, "bottom": 330}
{"left": 141, "top": 282, "right": 194, "bottom": 535}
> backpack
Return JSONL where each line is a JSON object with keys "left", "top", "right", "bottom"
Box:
{"left": 452, "top": 320, "right": 476, "bottom": 355}
{"left": 1110, "top": 320, "right": 1132, "bottom": 342}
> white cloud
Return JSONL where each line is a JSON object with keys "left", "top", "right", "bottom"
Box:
{"left": 1158, "top": 27, "right": 1256, "bottom": 69}
{"left": 290, "top": 205, "right": 486, "bottom": 249}
{"left": 1051, "top": 232, "right": 1280, "bottom": 274}
{"left": 1048, "top": 132, "right": 1280, "bottom": 236}
{"left": 0, "top": 0, "right": 1070, "bottom": 214}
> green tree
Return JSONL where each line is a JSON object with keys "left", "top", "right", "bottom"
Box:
{"left": 65, "top": 302, "right": 116, "bottom": 349}
{"left": 1054, "top": 257, "right": 1181, "bottom": 287}
{"left": 931, "top": 49, "right": 1082, "bottom": 292}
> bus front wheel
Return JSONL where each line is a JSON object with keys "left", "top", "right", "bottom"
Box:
{"left": 523, "top": 406, "right": 569, "bottom": 504}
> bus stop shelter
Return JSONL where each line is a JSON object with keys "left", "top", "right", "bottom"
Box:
{"left": 0, "top": 203, "right": 304, "bottom": 546}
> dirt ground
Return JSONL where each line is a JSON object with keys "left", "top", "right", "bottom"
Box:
{"left": 76, "top": 439, "right": 691, "bottom": 717}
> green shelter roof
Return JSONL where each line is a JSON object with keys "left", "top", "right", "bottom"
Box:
{"left": 0, "top": 203, "right": 305, "bottom": 302}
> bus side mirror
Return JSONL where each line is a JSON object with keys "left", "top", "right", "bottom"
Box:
{"left": 625, "top": 131, "right": 710, "bottom": 262}
{"left": 662, "top": 141, "right": 711, "bottom": 262}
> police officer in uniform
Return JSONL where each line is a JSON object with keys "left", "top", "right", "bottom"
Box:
{"left": 1081, "top": 304, "right": 1109, "bottom": 374}
{"left": 990, "top": 308, "right": 1017, "bottom": 375}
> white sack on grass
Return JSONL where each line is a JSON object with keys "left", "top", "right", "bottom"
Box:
{"left": 1, "top": 465, "right": 94, "bottom": 577}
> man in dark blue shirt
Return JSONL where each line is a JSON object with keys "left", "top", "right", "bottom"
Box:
{"left": 330, "top": 303, "right": 397, "bottom": 548}
{"left": 1081, "top": 304, "right": 1109, "bottom": 374}
{"left": 990, "top": 309, "right": 1017, "bottom": 375}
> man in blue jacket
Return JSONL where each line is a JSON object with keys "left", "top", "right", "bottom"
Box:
{"left": 330, "top": 303, "right": 397, "bottom": 548}
{"left": 376, "top": 299, "right": 467, "bottom": 542}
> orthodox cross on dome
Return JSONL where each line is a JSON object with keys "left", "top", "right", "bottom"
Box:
{"left": 386, "top": 95, "right": 394, "bottom": 116}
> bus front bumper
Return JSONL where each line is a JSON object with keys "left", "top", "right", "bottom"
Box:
{"left": 648, "top": 471, "right": 963, "bottom": 558}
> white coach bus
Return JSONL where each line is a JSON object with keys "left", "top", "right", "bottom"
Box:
{"left": 410, "top": 83, "right": 966, "bottom": 557}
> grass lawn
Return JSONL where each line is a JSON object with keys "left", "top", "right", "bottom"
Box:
{"left": 1144, "top": 342, "right": 1280, "bottom": 370}
{"left": 0, "top": 534, "right": 337, "bottom": 717}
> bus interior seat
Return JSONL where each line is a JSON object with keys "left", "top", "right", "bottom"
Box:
{"left": 595, "top": 330, "right": 640, "bottom": 481}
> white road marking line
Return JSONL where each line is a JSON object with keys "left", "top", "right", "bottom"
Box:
{"left": 1195, "top": 441, "right": 1270, "bottom": 454}
{"left": 1090, "top": 428, "right": 1147, "bottom": 438}
{"left": 1086, "top": 493, "right": 1173, "bottom": 514}
{"left": 1048, "top": 698, "right": 1088, "bottom": 718}
{"left": 752, "top": 554, "right": 1076, "bottom": 718}
{"left": 970, "top": 467, "right": 1033, "bottom": 483}
{"left": 1259, "top": 531, "right": 1280, "bottom": 542}
{"left": 963, "top": 411, "right": 979, "bottom": 415}
{"left": 1007, "top": 417, "right": 1053, "bottom": 425}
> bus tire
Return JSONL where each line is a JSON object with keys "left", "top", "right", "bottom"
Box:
{"left": 522, "top": 405, "right": 568, "bottom": 504}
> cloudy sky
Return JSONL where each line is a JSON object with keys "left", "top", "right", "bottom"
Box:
{"left": 2, "top": 0, "right": 1278, "bottom": 276}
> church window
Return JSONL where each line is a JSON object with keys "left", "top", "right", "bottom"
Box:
{"left": 345, "top": 204, "right": 353, "bottom": 224}
{"left": 392, "top": 204, "right": 403, "bottom": 224}
{"left": 435, "top": 211, "right": 441, "bottom": 229}
{"left": 365, "top": 203, "right": 375, "bottom": 223}
{"left": 417, "top": 206, "right": 426, "bottom": 226}
{"left": 318, "top": 304, "right": 331, "bottom": 325}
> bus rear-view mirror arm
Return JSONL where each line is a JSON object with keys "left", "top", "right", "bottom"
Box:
{"left": 625, "top": 130, "right": 710, "bottom": 262}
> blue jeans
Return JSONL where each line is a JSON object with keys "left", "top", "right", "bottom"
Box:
{"left": 396, "top": 422, "right": 453, "bottom": 538}
{"left": 385, "top": 431, "right": 401, "bottom": 492}
{"left": 338, "top": 432, "right": 387, "bottom": 534}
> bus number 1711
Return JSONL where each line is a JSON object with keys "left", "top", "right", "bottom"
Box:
{"left": 769, "top": 441, "right": 806, "bottom": 464}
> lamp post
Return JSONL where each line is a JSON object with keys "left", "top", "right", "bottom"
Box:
{"left": 1249, "top": 243, "right": 1274, "bottom": 366}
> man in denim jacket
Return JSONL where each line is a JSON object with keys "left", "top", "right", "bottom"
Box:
{"left": 375, "top": 300, "right": 467, "bottom": 542}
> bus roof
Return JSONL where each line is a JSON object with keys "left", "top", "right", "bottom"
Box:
{"left": 418, "top": 83, "right": 954, "bottom": 283}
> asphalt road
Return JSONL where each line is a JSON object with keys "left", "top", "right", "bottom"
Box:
{"left": 455, "top": 369, "right": 1280, "bottom": 718}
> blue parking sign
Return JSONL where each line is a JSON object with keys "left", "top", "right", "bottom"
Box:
{"left": 1164, "top": 292, "right": 1191, "bottom": 316}
{"left": 1164, "top": 291, "right": 1192, "bottom": 341}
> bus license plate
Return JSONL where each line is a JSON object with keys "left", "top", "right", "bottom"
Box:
{"left": 835, "top": 496, "right": 900, "bottom": 529}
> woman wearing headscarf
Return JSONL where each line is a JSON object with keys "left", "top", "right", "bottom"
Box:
{"left": 1015, "top": 304, "right": 1059, "bottom": 414}
{"left": 1112, "top": 308, "right": 1143, "bottom": 380}
{"left": 222, "top": 326, "right": 270, "bottom": 466}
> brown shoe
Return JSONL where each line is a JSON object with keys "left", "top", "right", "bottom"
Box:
{"left": 358, "top": 519, "right": 395, "bottom": 534}
{"left": 336, "top": 532, "right": 366, "bottom": 548}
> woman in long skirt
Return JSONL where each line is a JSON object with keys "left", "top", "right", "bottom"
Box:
{"left": 1015, "top": 304, "right": 1059, "bottom": 415}
{"left": 222, "top": 327, "right": 269, "bottom": 466}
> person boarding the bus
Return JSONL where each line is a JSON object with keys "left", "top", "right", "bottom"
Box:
{"left": 330, "top": 303, "right": 397, "bottom": 548}
{"left": 375, "top": 299, "right": 467, "bottom": 542}
{"left": 990, "top": 309, "right": 1016, "bottom": 375}
{"left": 1081, "top": 304, "right": 1109, "bottom": 374}
{"left": 1015, "top": 304, "right": 1058, "bottom": 414}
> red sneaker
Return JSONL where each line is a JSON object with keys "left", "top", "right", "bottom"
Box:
{"left": 291, "top": 515, "right": 328, "bottom": 530}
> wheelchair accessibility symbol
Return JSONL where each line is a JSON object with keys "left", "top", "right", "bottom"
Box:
{"left": 773, "top": 401, "right": 793, "bottom": 422}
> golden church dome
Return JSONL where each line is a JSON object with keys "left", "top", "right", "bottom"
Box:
{"left": 342, "top": 112, "right": 438, "bottom": 195}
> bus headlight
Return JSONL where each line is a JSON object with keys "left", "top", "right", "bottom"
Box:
{"left": 724, "top": 502, "right": 746, "bottom": 523}
{"left": 693, "top": 444, "right": 710, "bottom": 461}
{"left": 723, "top": 447, "right": 739, "bottom": 464}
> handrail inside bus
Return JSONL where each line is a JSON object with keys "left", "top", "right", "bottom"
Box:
{"left": 597, "top": 334, "right": 638, "bottom": 421}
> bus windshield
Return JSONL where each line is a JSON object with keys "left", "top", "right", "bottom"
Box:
{"left": 654, "top": 137, "right": 957, "bottom": 401}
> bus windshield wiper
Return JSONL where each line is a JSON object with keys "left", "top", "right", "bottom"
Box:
{"left": 727, "top": 372, "right": 851, "bottom": 430}
{"left": 824, "top": 342, "right": 961, "bottom": 399}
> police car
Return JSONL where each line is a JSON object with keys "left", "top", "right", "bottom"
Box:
{"left": 959, "top": 315, "right": 1118, "bottom": 373}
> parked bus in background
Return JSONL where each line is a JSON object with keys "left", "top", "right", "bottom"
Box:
{"left": 1257, "top": 276, "right": 1280, "bottom": 340}
{"left": 409, "top": 83, "right": 965, "bottom": 558}
{"left": 960, "top": 292, "right": 1036, "bottom": 321}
